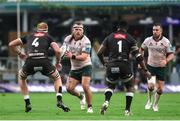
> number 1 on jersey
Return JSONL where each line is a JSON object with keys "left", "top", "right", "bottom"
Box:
{"left": 117, "top": 41, "right": 122, "bottom": 52}
{"left": 32, "top": 38, "right": 39, "bottom": 47}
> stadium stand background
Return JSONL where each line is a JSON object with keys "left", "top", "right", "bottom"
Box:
{"left": 0, "top": 0, "right": 180, "bottom": 92}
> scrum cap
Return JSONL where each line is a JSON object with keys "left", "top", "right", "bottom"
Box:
{"left": 37, "top": 22, "right": 48, "bottom": 32}
{"left": 72, "top": 21, "right": 84, "bottom": 29}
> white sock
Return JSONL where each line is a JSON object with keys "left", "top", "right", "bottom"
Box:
{"left": 24, "top": 95, "right": 30, "bottom": 100}
{"left": 154, "top": 92, "right": 160, "bottom": 106}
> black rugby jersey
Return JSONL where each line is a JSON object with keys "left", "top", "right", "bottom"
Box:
{"left": 102, "top": 30, "right": 138, "bottom": 62}
{"left": 21, "top": 32, "right": 54, "bottom": 58}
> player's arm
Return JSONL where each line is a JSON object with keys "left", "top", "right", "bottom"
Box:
{"left": 166, "top": 42, "right": 174, "bottom": 64}
{"left": 8, "top": 38, "right": 23, "bottom": 55}
{"left": 131, "top": 47, "right": 151, "bottom": 79}
{"left": 65, "top": 41, "right": 91, "bottom": 61}
{"left": 97, "top": 44, "right": 106, "bottom": 65}
{"left": 51, "top": 42, "right": 61, "bottom": 63}
{"left": 166, "top": 53, "right": 174, "bottom": 63}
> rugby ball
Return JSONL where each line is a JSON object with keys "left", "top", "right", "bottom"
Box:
{"left": 60, "top": 44, "right": 69, "bottom": 57}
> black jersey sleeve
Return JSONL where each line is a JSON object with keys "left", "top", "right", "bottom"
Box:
{"left": 47, "top": 34, "right": 55, "bottom": 44}
{"left": 102, "top": 36, "right": 109, "bottom": 48}
{"left": 21, "top": 35, "right": 28, "bottom": 44}
{"left": 127, "top": 34, "right": 139, "bottom": 52}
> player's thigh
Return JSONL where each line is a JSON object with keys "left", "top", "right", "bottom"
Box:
{"left": 82, "top": 76, "right": 91, "bottom": 88}
{"left": 66, "top": 77, "right": 79, "bottom": 90}
{"left": 41, "top": 59, "right": 56, "bottom": 76}
{"left": 21, "top": 59, "right": 36, "bottom": 76}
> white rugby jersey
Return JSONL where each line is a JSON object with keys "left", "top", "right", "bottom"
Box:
{"left": 141, "top": 36, "right": 174, "bottom": 67}
{"left": 63, "top": 35, "right": 92, "bottom": 70}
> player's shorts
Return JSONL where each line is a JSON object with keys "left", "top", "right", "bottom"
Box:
{"left": 22, "top": 58, "right": 56, "bottom": 76}
{"left": 69, "top": 65, "right": 92, "bottom": 82}
{"left": 106, "top": 61, "right": 133, "bottom": 84}
{"left": 147, "top": 65, "right": 166, "bottom": 81}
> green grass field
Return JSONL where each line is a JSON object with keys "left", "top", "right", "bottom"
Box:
{"left": 0, "top": 92, "right": 180, "bottom": 120}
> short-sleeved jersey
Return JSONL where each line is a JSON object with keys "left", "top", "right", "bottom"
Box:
{"left": 63, "top": 35, "right": 92, "bottom": 70}
{"left": 20, "top": 32, "right": 54, "bottom": 59}
{"left": 141, "top": 36, "right": 174, "bottom": 67}
{"left": 102, "top": 30, "right": 138, "bottom": 62}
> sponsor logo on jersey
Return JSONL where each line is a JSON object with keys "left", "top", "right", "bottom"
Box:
{"left": 34, "top": 32, "right": 45, "bottom": 37}
{"left": 114, "top": 33, "right": 126, "bottom": 40}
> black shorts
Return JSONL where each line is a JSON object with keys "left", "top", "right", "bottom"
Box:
{"left": 106, "top": 61, "right": 133, "bottom": 84}
{"left": 22, "top": 58, "right": 56, "bottom": 76}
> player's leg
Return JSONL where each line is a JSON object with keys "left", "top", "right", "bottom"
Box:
{"left": 81, "top": 76, "right": 93, "bottom": 113}
{"left": 49, "top": 69, "right": 70, "bottom": 112}
{"left": 153, "top": 80, "right": 164, "bottom": 112}
{"left": 66, "top": 70, "right": 85, "bottom": 110}
{"left": 145, "top": 65, "right": 156, "bottom": 110}
{"left": 19, "top": 69, "right": 32, "bottom": 112}
{"left": 124, "top": 77, "right": 134, "bottom": 116}
{"left": 66, "top": 77, "right": 82, "bottom": 97}
{"left": 100, "top": 82, "right": 115, "bottom": 115}
{"left": 145, "top": 82, "right": 155, "bottom": 109}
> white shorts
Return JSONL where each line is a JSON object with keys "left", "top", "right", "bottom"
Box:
{"left": 147, "top": 76, "right": 156, "bottom": 84}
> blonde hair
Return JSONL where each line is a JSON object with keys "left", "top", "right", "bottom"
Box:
{"left": 37, "top": 22, "right": 48, "bottom": 32}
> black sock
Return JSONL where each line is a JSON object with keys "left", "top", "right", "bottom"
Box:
{"left": 57, "top": 86, "right": 62, "bottom": 102}
{"left": 58, "top": 86, "right": 62, "bottom": 93}
{"left": 57, "top": 95, "right": 62, "bottom": 102}
{"left": 125, "top": 96, "right": 133, "bottom": 111}
{"left": 88, "top": 104, "right": 92, "bottom": 108}
{"left": 25, "top": 99, "right": 30, "bottom": 106}
{"left": 105, "top": 91, "right": 112, "bottom": 102}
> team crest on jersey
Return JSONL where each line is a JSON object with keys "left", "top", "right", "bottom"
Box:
{"left": 114, "top": 33, "right": 126, "bottom": 40}
{"left": 149, "top": 42, "right": 153, "bottom": 46}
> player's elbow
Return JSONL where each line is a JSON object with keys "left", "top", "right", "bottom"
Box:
{"left": 8, "top": 41, "right": 15, "bottom": 48}
{"left": 54, "top": 49, "right": 61, "bottom": 55}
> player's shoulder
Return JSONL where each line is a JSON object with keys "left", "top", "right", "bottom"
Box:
{"left": 64, "top": 35, "right": 72, "bottom": 42}
{"left": 162, "top": 36, "right": 170, "bottom": 43}
{"left": 82, "top": 35, "right": 90, "bottom": 43}
{"left": 145, "top": 36, "right": 153, "bottom": 41}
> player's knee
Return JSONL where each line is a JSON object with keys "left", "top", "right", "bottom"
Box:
{"left": 127, "top": 86, "right": 135, "bottom": 93}
{"left": 148, "top": 87, "right": 154, "bottom": 92}
{"left": 148, "top": 84, "right": 154, "bottom": 91}
{"left": 66, "top": 86, "right": 74, "bottom": 93}
{"left": 50, "top": 70, "right": 60, "bottom": 81}
{"left": 19, "top": 69, "right": 27, "bottom": 80}
{"left": 82, "top": 84, "right": 90, "bottom": 91}
{"left": 157, "top": 89, "right": 163, "bottom": 95}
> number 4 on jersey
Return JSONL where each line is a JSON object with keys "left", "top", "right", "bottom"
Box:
{"left": 32, "top": 38, "right": 39, "bottom": 47}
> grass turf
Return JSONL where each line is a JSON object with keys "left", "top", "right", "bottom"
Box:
{"left": 0, "top": 92, "right": 180, "bottom": 120}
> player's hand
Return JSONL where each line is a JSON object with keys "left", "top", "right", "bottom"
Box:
{"left": 64, "top": 51, "right": 73, "bottom": 59}
{"left": 160, "top": 60, "right": 167, "bottom": 66}
{"left": 145, "top": 71, "right": 152, "bottom": 80}
{"left": 18, "top": 52, "right": 27, "bottom": 60}
{"left": 56, "top": 63, "right": 62, "bottom": 71}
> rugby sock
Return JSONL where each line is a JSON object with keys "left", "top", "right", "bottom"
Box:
{"left": 88, "top": 104, "right": 92, "bottom": 108}
{"left": 24, "top": 95, "right": 30, "bottom": 105}
{"left": 56, "top": 93, "right": 62, "bottom": 101}
{"left": 57, "top": 86, "right": 62, "bottom": 101}
{"left": 154, "top": 92, "right": 160, "bottom": 106}
{"left": 147, "top": 88, "right": 153, "bottom": 102}
{"left": 125, "top": 92, "right": 134, "bottom": 111}
{"left": 104, "top": 89, "right": 113, "bottom": 102}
